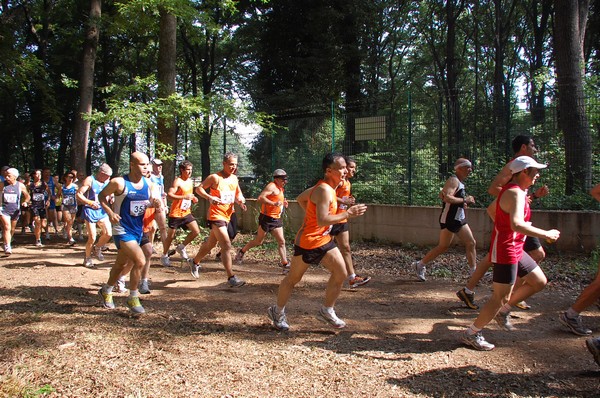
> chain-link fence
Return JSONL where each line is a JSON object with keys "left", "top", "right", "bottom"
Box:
{"left": 245, "top": 94, "right": 600, "bottom": 211}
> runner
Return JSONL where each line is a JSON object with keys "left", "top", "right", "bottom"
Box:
{"left": 414, "top": 158, "right": 476, "bottom": 281}
{"left": 1, "top": 168, "right": 30, "bottom": 254}
{"left": 161, "top": 160, "right": 200, "bottom": 266}
{"left": 235, "top": 168, "right": 290, "bottom": 273}
{"left": 331, "top": 157, "right": 370, "bottom": 288}
{"left": 28, "top": 169, "right": 50, "bottom": 247}
{"left": 61, "top": 172, "right": 78, "bottom": 245}
{"left": 76, "top": 164, "right": 113, "bottom": 267}
{"left": 190, "top": 153, "right": 247, "bottom": 286}
{"left": 97, "top": 152, "right": 161, "bottom": 314}
{"left": 267, "top": 153, "right": 367, "bottom": 331}
{"left": 460, "top": 156, "right": 559, "bottom": 350}
{"left": 148, "top": 159, "right": 168, "bottom": 255}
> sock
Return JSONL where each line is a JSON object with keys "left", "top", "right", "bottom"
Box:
{"left": 466, "top": 324, "right": 481, "bottom": 335}
{"left": 464, "top": 287, "right": 474, "bottom": 295}
{"left": 322, "top": 306, "right": 334, "bottom": 314}
{"left": 141, "top": 278, "right": 148, "bottom": 283}
{"left": 348, "top": 273, "right": 356, "bottom": 280}
{"left": 566, "top": 307, "right": 579, "bottom": 319}
{"left": 275, "top": 305, "right": 285, "bottom": 314}
{"left": 129, "top": 290, "right": 139, "bottom": 298}
{"left": 103, "top": 285, "right": 114, "bottom": 294}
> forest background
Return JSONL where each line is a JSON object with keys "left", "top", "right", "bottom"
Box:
{"left": 1, "top": 0, "right": 599, "bottom": 211}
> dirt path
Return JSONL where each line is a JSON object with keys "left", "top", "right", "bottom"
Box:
{"left": 0, "top": 233, "right": 599, "bottom": 397}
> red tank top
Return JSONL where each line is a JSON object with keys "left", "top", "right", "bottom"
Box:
{"left": 489, "top": 182, "right": 531, "bottom": 264}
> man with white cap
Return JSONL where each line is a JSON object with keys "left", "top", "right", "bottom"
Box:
{"left": 235, "top": 168, "right": 289, "bottom": 272}
{"left": 76, "top": 163, "right": 113, "bottom": 268}
{"left": 148, "top": 159, "right": 168, "bottom": 255}
{"left": 414, "top": 158, "right": 477, "bottom": 281}
{"left": 1, "top": 168, "right": 30, "bottom": 254}
{"left": 461, "top": 156, "right": 560, "bottom": 350}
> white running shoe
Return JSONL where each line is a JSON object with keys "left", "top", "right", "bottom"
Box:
{"left": 267, "top": 305, "right": 290, "bottom": 331}
{"left": 94, "top": 245, "right": 104, "bottom": 261}
{"left": 176, "top": 244, "right": 189, "bottom": 260}
{"left": 36, "top": 240, "right": 43, "bottom": 247}
{"left": 190, "top": 262, "right": 201, "bottom": 279}
{"left": 114, "top": 277, "right": 128, "bottom": 294}
{"left": 234, "top": 249, "right": 244, "bottom": 265}
{"left": 414, "top": 261, "right": 426, "bottom": 282}
{"left": 160, "top": 254, "right": 172, "bottom": 267}
{"left": 83, "top": 257, "right": 94, "bottom": 268}
{"left": 316, "top": 307, "right": 346, "bottom": 329}
{"left": 139, "top": 279, "right": 151, "bottom": 294}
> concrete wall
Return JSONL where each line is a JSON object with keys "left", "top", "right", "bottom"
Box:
{"left": 194, "top": 200, "right": 600, "bottom": 253}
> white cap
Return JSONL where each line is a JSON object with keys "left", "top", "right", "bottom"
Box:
{"left": 152, "top": 159, "right": 163, "bottom": 165}
{"left": 509, "top": 156, "right": 547, "bottom": 174}
{"left": 273, "top": 169, "right": 287, "bottom": 177}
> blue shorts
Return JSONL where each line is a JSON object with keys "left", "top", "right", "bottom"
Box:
{"left": 113, "top": 232, "right": 143, "bottom": 249}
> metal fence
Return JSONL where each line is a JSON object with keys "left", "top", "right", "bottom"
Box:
{"left": 244, "top": 94, "right": 600, "bottom": 211}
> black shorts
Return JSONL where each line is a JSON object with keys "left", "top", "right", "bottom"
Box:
{"left": 293, "top": 240, "right": 337, "bottom": 265}
{"left": 524, "top": 236, "right": 542, "bottom": 252}
{"left": 440, "top": 220, "right": 466, "bottom": 234}
{"left": 54, "top": 205, "right": 62, "bottom": 211}
{"left": 30, "top": 207, "right": 47, "bottom": 219}
{"left": 1, "top": 209, "right": 21, "bottom": 221}
{"left": 207, "top": 219, "right": 228, "bottom": 229}
{"left": 140, "top": 233, "right": 151, "bottom": 247}
{"left": 258, "top": 213, "right": 283, "bottom": 233}
{"left": 492, "top": 252, "right": 539, "bottom": 284}
{"left": 228, "top": 212, "right": 238, "bottom": 240}
{"left": 329, "top": 223, "right": 349, "bottom": 236}
{"left": 168, "top": 213, "right": 196, "bottom": 230}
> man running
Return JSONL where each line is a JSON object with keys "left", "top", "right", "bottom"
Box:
{"left": 29, "top": 169, "right": 51, "bottom": 247}
{"left": 331, "top": 156, "right": 371, "bottom": 287}
{"left": 190, "top": 153, "right": 247, "bottom": 286}
{"left": 161, "top": 160, "right": 200, "bottom": 266}
{"left": 267, "top": 153, "right": 367, "bottom": 331}
{"left": 76, "top": 163, "right": 113, "bottom": 267}
{"left": 415, "top": 158, "right": 476, "bottom": 281}
{"left": 1, "top": 168, "right": 30, "bottom": 254}
{"left": 460, "top": 156, "right": 559, "bottom": 350}
{"left": 235, "top": 168, "right": 289, "bottom": 272}
{"left": 97, "top": 152, "right": 161, "bottom": 314}
{"left": 148, "top": 159, "right": 168, "bottom": 255}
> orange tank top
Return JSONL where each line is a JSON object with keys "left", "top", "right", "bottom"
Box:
{"left": 335, "top": 179, "right": 352, "bottom": 224}
{"left": 142, "top": 206, "right": 156, "bottom": 233}
{"left": 294, "top": 181, "right": 337, "bottom": 249}
{"left": 169, "top": 178, "right": 194, "bottom": 218}
{"left": 261, "top": 184, "right": 285, "bottom": 219}
{"left": 207, "top": 172, "right": 239, "bottom": 222}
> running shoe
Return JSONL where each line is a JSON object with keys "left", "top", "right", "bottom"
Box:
{"left": 45, "top": 232, "right": 50, "bottom": 240}
{"left": 280, "top": 262, "right": 290, "bottom": 275}
{"left": 176, "top": 244, "right": 189, "bottom": 260}
{"left": 94, "top": 245, "right": 104, "bottom": 261}
{"left": 559, "top": 312, "right": 592, "bottom": 336}
{"left": 68, "top": 238, "right": 76, "bottom": 246}
{"left": 139, "top": 279, "right": 151, "bottom": 295}
{"left": 228, "top": 275, "right": 246, "bottom": 287}
{"left": 349, "top": 275, "right": 371, "bottom": 288}
{"left": 127, "top": 296, "right": 145, "bottom": 314}
{"left": 190, "top": 262, "right": 201, "bottom": 279}
{"left": 4, "top": 245, "right": 12, "bottom": 255}
{"left": 98, "top": 288, "right": 115, "bottom": 309}
{"left": 586, "top": 337, "right": 600, "bottom": 367}
{"left": 414, "top": 261, "right": 426, "bottom": 282}
{"left": 461, "top": 331, "right": 495, "bottom": 351}
{"left": 515, "top": 301, "right": 531, "bottom": 310}
{"left": 36, "top": 240, "right": 43, "bottom": 247}
{"left": 160, "top": 254, "right": 172, "bottom": 267}
{"left": 113, "top": 278, "right": 128, "bottom": 294}
{"left": 83, "top": 257, "right": 94, "bottom": 268}
{"left": 316, "top": 307, "right": 346, "bottom": 329}
{"left": 267, "top": 305, "right": 290, "bottom": 331}
{"left": 235, "top": 249, "right": 244, "bottom": 265}
{"left": 456, "top": 288, "right": 479, "bottom": 310}
{"left": 495, "top": 311, "right": 516, "bottom": 331}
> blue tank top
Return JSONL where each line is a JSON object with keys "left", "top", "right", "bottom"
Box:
{"left": 1, "top": 182, "right": 22, "bottom": 215}
{"left": 61, "top": 184, "right": 78, "bottom": 207}
{"left": 112, "top": 175, "right": 150, "bottom": 237}
{"left": 83, "top": 176, "right": 109, "bottom": 222}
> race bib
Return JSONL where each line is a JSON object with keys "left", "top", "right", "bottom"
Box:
{"left": 3, "top": 193, "right": 17, "bottom": 203}
{"left": 220, "top": 190, "right": 235, "bottom": 204}
{"left": 323, "top": 225, "right": 333, "bottom": 236}
{"left": 180, "top": 199, "right": 192, "bottom": 210}
{"left": 33, "top": 193, "right": 45, "bottom": 202}
{"left": 129, "top": 200, "right": 148, "bottom": 217}
{"left": 63, "top": 195, "right": 75, "bottom": 206}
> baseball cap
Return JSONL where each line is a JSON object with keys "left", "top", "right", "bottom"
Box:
{"left": 98, "top": 163, "right": 113, "bottom": 176}
{"left": 273, "top": 169, "right": 287, "bottom": 177}
{"left": 152, "top": 159, "right": 163, "bottom": 165}
{"left": 509, "top": 156, "right": 547, "bottom": 174}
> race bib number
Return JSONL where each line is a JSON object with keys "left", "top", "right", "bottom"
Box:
{"left": 323, "top": 225, "right": 333, "bottom": 236}
{"left": 180, "top": 199, "right": 192, "bottom": 210}
{"left": 3, "top": 193, "right": 17, "bottom": 203}
{"left": 130, "top": 200, "right": 148, "bottom": 217}
{"left": 33, "top": 193, "right": 45, "bottom": 202}
{"left": 63, "top": 195, "right": 75, "bottom": 206}
{"left": 220, "top": 190, "right": 235, "bottom": 204}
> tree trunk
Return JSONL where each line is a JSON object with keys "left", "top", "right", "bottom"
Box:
{"left": 70, "top": 0, "right": 101, "bottom": 176}
{"left": 157, "top": 8, "right": 177, "bottom": 187}
{"left": 554, "top": 0, "right": 592, "bottom": 194}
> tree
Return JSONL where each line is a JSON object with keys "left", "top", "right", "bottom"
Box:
{"left": 554, "top": 0, "right": 592, "bottom": 194}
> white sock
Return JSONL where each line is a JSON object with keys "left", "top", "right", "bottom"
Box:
{"left": 566, "top": 307, "right": 579, "bottom": 319}
{"left": 348, "top": 273, "right": 356, "bottom": 280}
{"left": 464, "top": 287, "right": 474, "bottom": 295}
{"left": 499, "top": 303, "right": 512, "bottom": 314}
{"left": 466, "top": 324, "right": 481, "bottom": 335}
{"left": 129, "top": 290, "right": 139, "bottom": 298}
